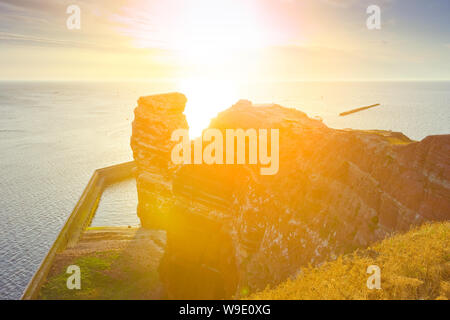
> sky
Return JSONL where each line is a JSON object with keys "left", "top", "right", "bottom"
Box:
{"left": 0, "top": 0, "right": 449, "bottom": 81}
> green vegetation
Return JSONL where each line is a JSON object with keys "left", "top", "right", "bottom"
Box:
{"left": 385, "top": 136, "right": 413, "bottom": 145}
{"left": 250, "top": 222, "right": 450, "bottom": 300}
{"left": 363, "top": 130, "right": 414, "bottom": 145}
{"left": 40, "top": 223, "right": 449, "bottom": 300}
{"left": 39, "top": 250, "right": 161, "bottom": 300}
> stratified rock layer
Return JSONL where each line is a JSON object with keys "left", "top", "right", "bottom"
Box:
{"left": 130, "top": 93, "right": 188, "bottom": 228}
{"left": 131, "top": 96, "right": 450, "bottom": 298}
{"left": 202, "top": 101, "right": 450, "bottom": 293}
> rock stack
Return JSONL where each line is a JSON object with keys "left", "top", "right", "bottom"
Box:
{"left": 130, "top": 94, "right": 450, "bottom": 299}
{"left": 130, "top": 93, "right": 188, "bottom": 228}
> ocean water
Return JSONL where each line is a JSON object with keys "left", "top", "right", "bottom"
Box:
{"left": 91, "top": 179, "right": 139, "bottom": 227}
{"left": 0, "top": 81, "right": 449, "bottom": 299}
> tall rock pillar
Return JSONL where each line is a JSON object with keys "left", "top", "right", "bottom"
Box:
{"left": 130, "top": 93, "right": 188, "bottom": 228}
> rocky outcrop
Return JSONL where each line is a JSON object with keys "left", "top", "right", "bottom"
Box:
{"left": 203, "top": 101, "right": 449, "bottom": 293}
{"left": 130, "top": 94, "right": 450, "bottom": 298}
{"left": 130, "top": 93, "right": 188, "bottom": 228}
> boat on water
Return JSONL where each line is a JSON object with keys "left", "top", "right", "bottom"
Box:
{"left": 339, "top": 103, "right": 380, "bottom": 116}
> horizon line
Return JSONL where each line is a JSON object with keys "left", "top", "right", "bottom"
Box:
{"left": 1, "top": 78, "right": 450, "bottom": 83}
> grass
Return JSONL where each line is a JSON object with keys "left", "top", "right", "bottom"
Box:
{"left": 39, "top": 226, "right": 165, "bottom": 301}
{"left": 41, "top": 249, "right": 162, "bottom": 300}
{"left": 39, "top": 250, "right": 162, "bottom": 300}
{"left": 362, "top": 130, "right": 414, "bottom": 145}
{"left": 249, "top": 222, "right": 450, "bottom": 300}
{"left": 39, "top": 223, "right": 449, "bottom": 300}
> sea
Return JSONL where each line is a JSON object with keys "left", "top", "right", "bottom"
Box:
{"left": 0, "top": 80, "right": 449, "bottom": 299}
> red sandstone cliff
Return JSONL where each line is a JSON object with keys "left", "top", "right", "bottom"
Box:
{"left": 130, "top": 93, "right": 188, "bottom": 229}
{"left": 201, "top": 100, "right": 450, "bottom": 292}
{"left": 130, "top": 94, "right": 450, "bottom": 298}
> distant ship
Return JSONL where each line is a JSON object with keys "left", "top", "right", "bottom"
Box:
{"left": 339, "top": 103, "right": 380, "bottom": 116}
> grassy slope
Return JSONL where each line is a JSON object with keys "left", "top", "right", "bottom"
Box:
{"left": 250, "top": 222, "right": 450, "bottom": 300}
{"left": 40, "top": 223, "right": 449, "bottom": 300}
{"left": 39, "top": 228, "right": 165, "bottom": 300}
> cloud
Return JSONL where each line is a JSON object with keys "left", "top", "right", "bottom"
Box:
{"left": 0, "top": 0, "right": 134, "bottom": 50}
{"left": 320, "top": 0, "right": 394, "bottom": 9}
{"left": 0, "top": 31, "right": 97, "bottom": 48}
{"left": 321, "top": 0, "right": 358, "bottom": 8}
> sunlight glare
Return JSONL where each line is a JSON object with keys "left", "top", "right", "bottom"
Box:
{"left": 177, "top": 78, "right": 239, "bottom": 138}
{"left": 171, "top": 0, "right": 265, "bottom": 68}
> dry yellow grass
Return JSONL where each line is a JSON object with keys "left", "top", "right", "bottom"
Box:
{"left": 249, "top": 222, "right": 450, "bottom": 300}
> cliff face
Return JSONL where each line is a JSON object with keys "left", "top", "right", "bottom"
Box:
{"left": 130, "top": 94, "right": 450, "bottom": 297}
{"left": 202, "top": 101, "right": 450, "bottom": 292}
{"left": 130, "top": 93, "right": 188, "bottom": 229}
{"left": 250, "top": 222, "right": 450, "bottom": 300}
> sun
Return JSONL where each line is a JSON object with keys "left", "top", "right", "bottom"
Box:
{"left": 125, "top": 1, "right": 268, "bottom": 137}
{"left": 166, "top": 0, "right": 265, "bottom": 137}
{"left": 176, "top": 78, "right": 239, "bottom": 138}
{"left": 170, "top": 0, "right": 266, "bottom": 69}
